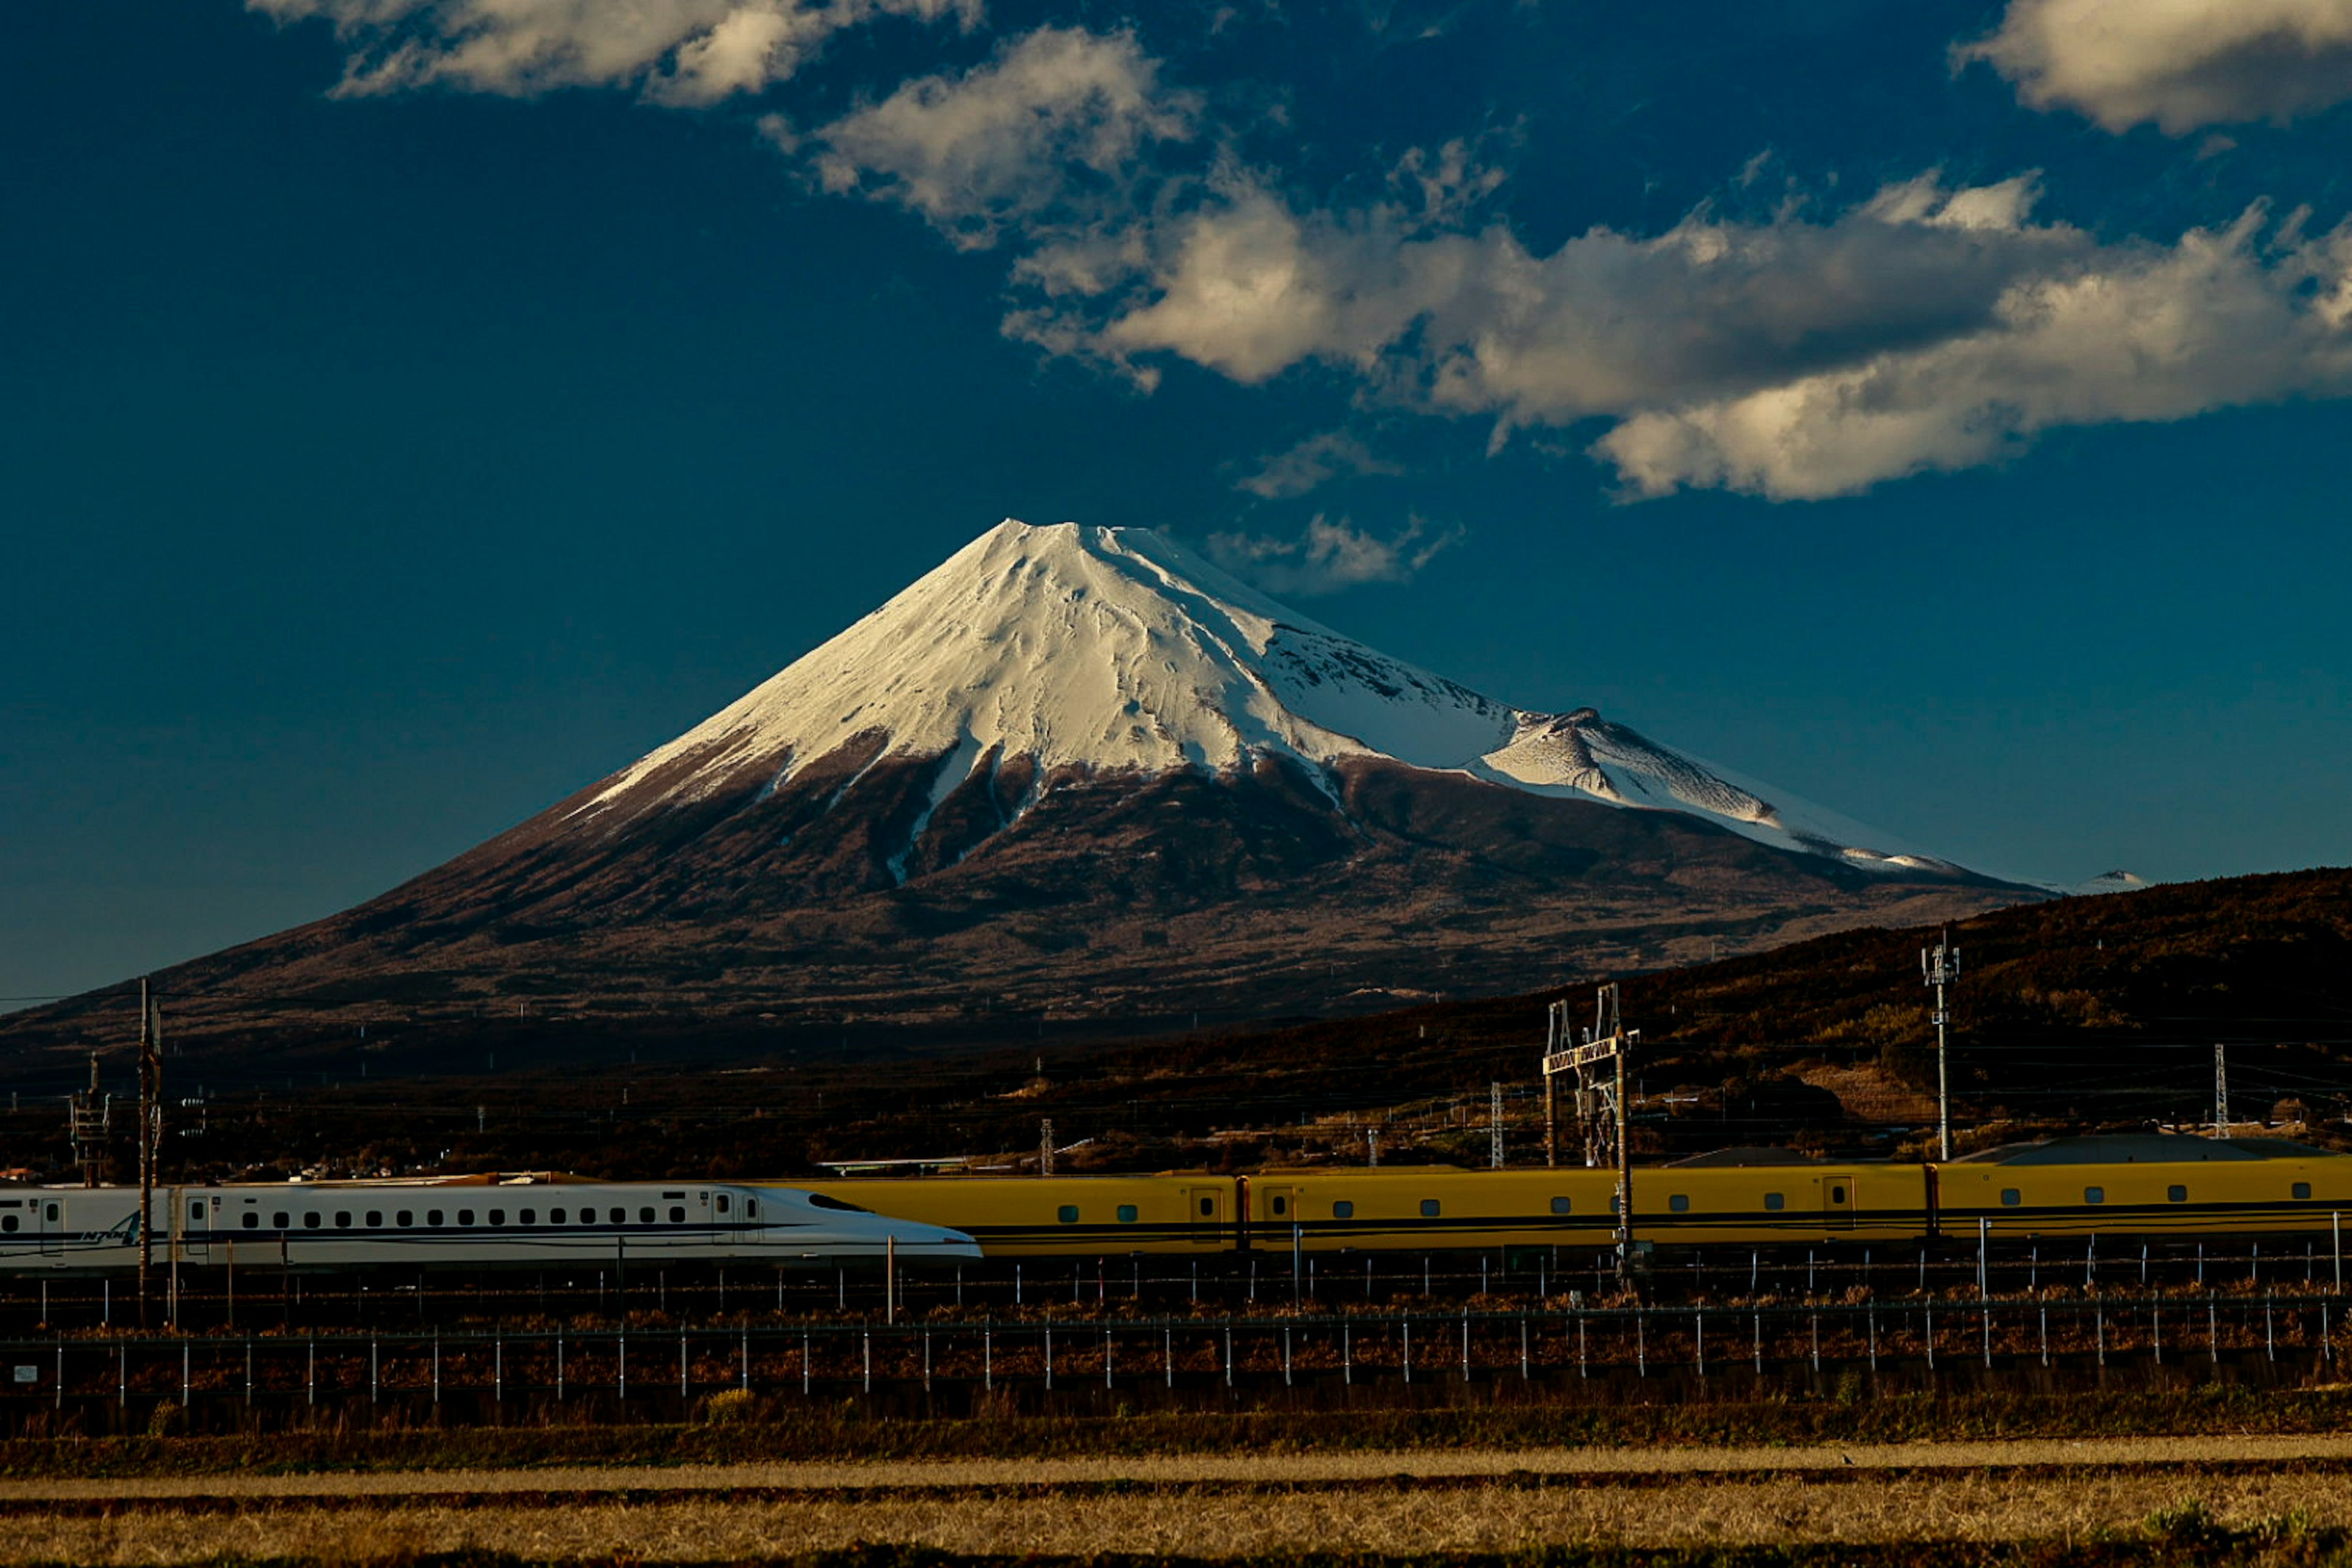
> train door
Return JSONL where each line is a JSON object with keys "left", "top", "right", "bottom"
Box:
{"left": 1822, "top": 1174, "right": 1856, "bottom": 1231}
{"left": 1260, "top": 1183, "right": 1307, "bottom": 1249}
{"left": 181, "top": 1193, "right": 211, "bottom": 1265}
{"left": 1183, "top": 1185, "right": 1226, "bottom": 1245}
{"left": 37, "top": 1197, "right": 61, "bottom": 1256}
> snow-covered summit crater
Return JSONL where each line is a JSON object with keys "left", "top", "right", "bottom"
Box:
{"left": 574, "top": 519, "right": 1969, "bottom": 876}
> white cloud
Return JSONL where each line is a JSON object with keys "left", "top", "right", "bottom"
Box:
{"left": 1961, "top": 0, "right": 2352, "bottom": 134}
{"left": 1009, "top": 163, "right": 2352, "bottom": 499}
{"left": 791, "top": 28, "right": 1197, "bottom": 247}
{"left": 249, "top": 0, "right": 976, "bottom": 101}
{"left": 1595, "top": 207, "right": 2352, "bottom": 498}
{"left": 1204, "top": 515, "right": 1461, "bottom": 595}
{"left": 1234, "top": 430, "right": 1404, "bottom": 499}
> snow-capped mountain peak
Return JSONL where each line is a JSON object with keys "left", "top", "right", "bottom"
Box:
{"left": 573, "top": 519, "right": 1967, "bottom": 876}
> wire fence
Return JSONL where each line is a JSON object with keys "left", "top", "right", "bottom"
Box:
{"left": 0, "top": 1289, "right": 2341, "bottom": 1434}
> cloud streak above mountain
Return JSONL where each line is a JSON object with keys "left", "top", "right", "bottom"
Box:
{"left": 252, "top": 1, "right": 2352, "bottom": 500}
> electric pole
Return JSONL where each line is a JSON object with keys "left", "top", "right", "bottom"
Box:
{"left": 1489, "top": 1082, "right": 1505, "bottom": 1169}
{"left": 135, "top": 978, "right": 162, "bottom": 1329}
{"left": 1921, "top": 929, "right": 1960, "bottom": 1160}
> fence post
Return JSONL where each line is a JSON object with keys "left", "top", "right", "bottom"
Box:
{"left": 555, "top": 1332, "right": 563, "bottom": 1401}
{"left": 680, "top": 1329, "right": 689, "bottom": 1403}
{"left": 741, "top": 1326, "right": 750, "bottom": 1393}
{"left": 371, "top": 1335, "right": 379, "bottom": 1404}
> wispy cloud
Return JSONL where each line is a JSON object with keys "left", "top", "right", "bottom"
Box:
{"left": 1205, "top": 515, "right": 1461, "bottom": 595}
{"left": 249, "top": 0, "right": 977, "bottom": 103}
{"left": 782, "top": 28, "right": 1197, "bottom": 250}
{"left": 1233, "top": 430, "right": 1404, "bottom": 499}
{"left": 1960, "top": 0, "right": 2352, "bottom": 135}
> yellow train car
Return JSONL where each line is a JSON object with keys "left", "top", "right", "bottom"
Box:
{"left": 1936, "top": 1136, "right": 2352, "bottom": 1240}
{"left": 1250, "top": 1162, "right": 1931, "bottom": 1253}
{"left": 787, "top": 1175, "right": 1232, "bottom": 1257}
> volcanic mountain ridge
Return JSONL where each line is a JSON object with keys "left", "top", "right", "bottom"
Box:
{"left": 6, "top": 521, "right": 2040, "bottom": 1052}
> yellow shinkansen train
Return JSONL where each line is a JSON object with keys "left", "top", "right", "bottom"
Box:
{"left": 792, "top": 1136, "right": 2352, "bottom": 1259}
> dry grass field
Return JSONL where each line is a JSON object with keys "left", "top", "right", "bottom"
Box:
{"left": 6, "top": 1440, "right": 2352, "bottom": 1565}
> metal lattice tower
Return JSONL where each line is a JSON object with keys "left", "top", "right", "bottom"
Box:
{"left": 2214, "top": 1043, "right": 2230, "bottom": 1137}
{"left": 1489, "top": 1082, "right": 1505, "bottom": 1169}
{"left": 68, "top": 1052, "right": 107, "bottom": 1188}
{"left": 1542, "top": 982, "right": 1638, "bottom": 1270}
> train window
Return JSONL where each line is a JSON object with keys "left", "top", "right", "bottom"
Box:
{"left": 0, "top": 1217, "right": 14, "bottom": 1233}
{"left": 1550, "top": 1197, "right": 1572, "bottom": 1215}
{"left": 610, "top": 1207, "right": 626, "bottom": 1224}
{"left": 1831, "top": 1185, "right": 1847, "bottom": 1204}
{"left": 273, "top": 1213, "right": 291, "bottom": 1230}
{"left": 668, "top": 1206, "right": 685, "bottom": 1224}
{"left": 458, "top": 1210, "right": 475, "bottom": 1227}
{"left": 1764, "top": 1193, "right": 1785, "bottom": 1212}
{"left": 428, "top": 1210, "right": 445, "bottom": 1227}
{"left": 1058, "top": 1205, "right": 1080, "bottom": 1224}
{"left": 2296, "top": 1183, "right": 2314, "bottom": 1200}
{"left": 2000, "top": 1189, "right": 2021, "bottom": 1207}
{"left": 44, "top": 1203, "right": 59, "bottom": 1223}
{"left": 2084, "top": 1187, "right": 2105, "bottom": 1205}
{"left": 1199, "top": 1197, "right": 1214, "bottom": 1217}
{"left": 747, "top": 1200, "right": 759, "bottom": 1219}
{"left": 303, "top": 1212, "right": 322, "bottom": 1229}
{"left": 2168, "top": 1186, "right": 2188, "bottom": 1203}
{"left": 243, "top": 1213, "right": 259, "bottom": 1230}
{"left": 1334, "top": 1201, "right": 1355, "bottom": 1219}
{"left": 1668, "top": 1194, "right": 1691, "bottom": 1213}
{"left": 550, "top": 1208, "right": 567, "bottom": 1224}
{"left": 1117, "top": 1205, "right": 1139, "bottom": 1223}
{"left": 1272, "top": 1196, "right": 1289, "bottom": 1216}
{"left": 663, "top": 1191, "right": 684, "bottom": 1200}
{"left": 190, "top": 1201, "right": 205, "bottom": 1221}
{"left": 1420, "top": 1199, "right": 1441, "bottom": 1218}
{"left": 489, "top": 1210, "right": 507, "bottom": 1227}
{"left": 367, "top": 1212, "right": 383, "bottom": 1228}
{"left": 519, "top": 1209, "right": 535, "bottom": 1226}
{"left": 638, "top": 1207, "right": 655, "bottom": 1224}
{"left": 807, "top": 1194, "right": 872, "bottom": 1212}
{"left": 334, "top": 1212, "right": 352, "bottom": 1229}
{"left": 396, "top": 1211, "right": 412, "bottom": 1227}
{"left": 716, "top": 1196, "right": 731, "bottom": 1215}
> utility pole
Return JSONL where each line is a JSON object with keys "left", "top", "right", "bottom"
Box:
{"left": 2214, "top": 1044, "right": 2230, "bottom": 1138}
{"left": 1039, "top": 1118, "right": 1054, "bottom": 1177}
{"left": 135, "top": 979, "right": 162, "bottom": 1329}
{"left": 1921, "top": 929, "right": 1960, "bottom": 1160}
{"left": 1489, "top": 1082, "right": 1505, "bottom": 1169}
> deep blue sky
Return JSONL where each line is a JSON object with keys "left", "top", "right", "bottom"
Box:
{"left": 6, "top": 0, "right": 2350, "bottom": 1005}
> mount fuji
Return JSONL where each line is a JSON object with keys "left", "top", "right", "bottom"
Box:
{"left": 11, "top": 520, "right": 2038, "bottom": 1047}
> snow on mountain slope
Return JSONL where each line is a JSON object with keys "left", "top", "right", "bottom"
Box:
{"left": 572, "top": 519, "right": 1969, "bottom": 876}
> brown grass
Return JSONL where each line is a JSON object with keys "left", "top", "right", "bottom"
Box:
{"left": 3, "top": 1469, "right": 2348, "bottom": 1563}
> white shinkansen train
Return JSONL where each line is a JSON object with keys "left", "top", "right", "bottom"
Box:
{"left": 0, "top": 1178, "right": 980, "bottom": 1275}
